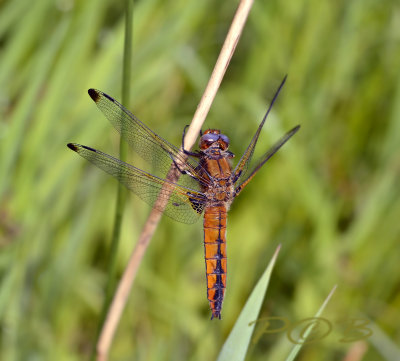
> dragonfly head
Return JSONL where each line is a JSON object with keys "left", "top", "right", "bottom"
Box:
{"left": 199, "top": 129, "right": 230, "bottom": 151}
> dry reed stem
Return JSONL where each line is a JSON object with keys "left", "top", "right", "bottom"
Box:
{"left": 96, "top": 0, "right": 254, "bottom": 359}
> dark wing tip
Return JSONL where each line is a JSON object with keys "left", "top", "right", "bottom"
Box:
{"left": 67, "top": 143, "right": 79, "bottom": 151}
{"left": 88, "top": 88, "right": 101, "bottom": 102}
{"left": 67, "top": 143, "right": 97, "bottom": 153}
{"left": 292, "top": 124, "right": 301, "bottom": 133}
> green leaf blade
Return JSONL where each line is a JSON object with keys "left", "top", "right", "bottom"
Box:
{"left": 217, "top": 245, "right": 281, "bottom": 361}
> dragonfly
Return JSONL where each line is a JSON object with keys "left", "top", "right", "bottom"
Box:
{"left": 67, "top": 76, "right": 300, "bottom": 320}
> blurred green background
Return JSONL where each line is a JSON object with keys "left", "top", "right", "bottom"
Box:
{"left": 1, "top": 0, "right": 399, "bottom": 360}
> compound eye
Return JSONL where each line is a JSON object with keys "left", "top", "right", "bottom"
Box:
{"left": 220, "top": 134, "right": 229, "bottom": 145}
{"left": 202, "top": 133, "right": 219, "bottom": 144}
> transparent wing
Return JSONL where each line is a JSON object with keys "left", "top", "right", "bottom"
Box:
{"left": 88, "top": 89, "right": 208, "bottom": 189}
{"left": 233, "top": 76, "right": 287, "bottom": 185}
{"left": 234, "top": 125, "right": 300, "bottom": 196}
{"left": 68, "top": 143, "right": 206, "bottom": 224}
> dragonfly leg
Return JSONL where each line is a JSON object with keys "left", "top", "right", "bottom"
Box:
{"left": 170, "top": 155, "right": 190, "bottom": 176}
{"left": 169, "top": 153, "right": 204, "bottom": 184}
{"left": 182, "top": 125, "right": 201, "bottom": 157}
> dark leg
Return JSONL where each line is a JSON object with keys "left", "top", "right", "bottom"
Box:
{"left": 182, "top": 125, "right": 201, "bottom": 157}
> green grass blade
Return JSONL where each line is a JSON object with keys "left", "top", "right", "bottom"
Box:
{"left": 104, "top": 0, "right": 134, "bottom": 307}
{"left": 285, "top": 286, "right": 337, "bottom": 361}
{"left": 91, "top": 1, "right": 134, "bottom": 359}
{"left": 217, "top": 245, "right": 281, "bottom": 361}
{"left": 368, "top": 320, "right": 400, "bottom": 360}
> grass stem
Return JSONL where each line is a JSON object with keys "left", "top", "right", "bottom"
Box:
{"left": 92, "top": 1, "right": 134, "bottom": 360}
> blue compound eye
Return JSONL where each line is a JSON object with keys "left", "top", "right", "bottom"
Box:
{"left": 202, "top": 133, "right": 220, "bottom": 144}
{"left": 219, "top": 134, "right": 229, "bottom": 145}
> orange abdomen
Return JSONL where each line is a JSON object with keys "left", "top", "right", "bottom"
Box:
{"left": 203, "top": 205, "right": 228, "bottom": 320}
